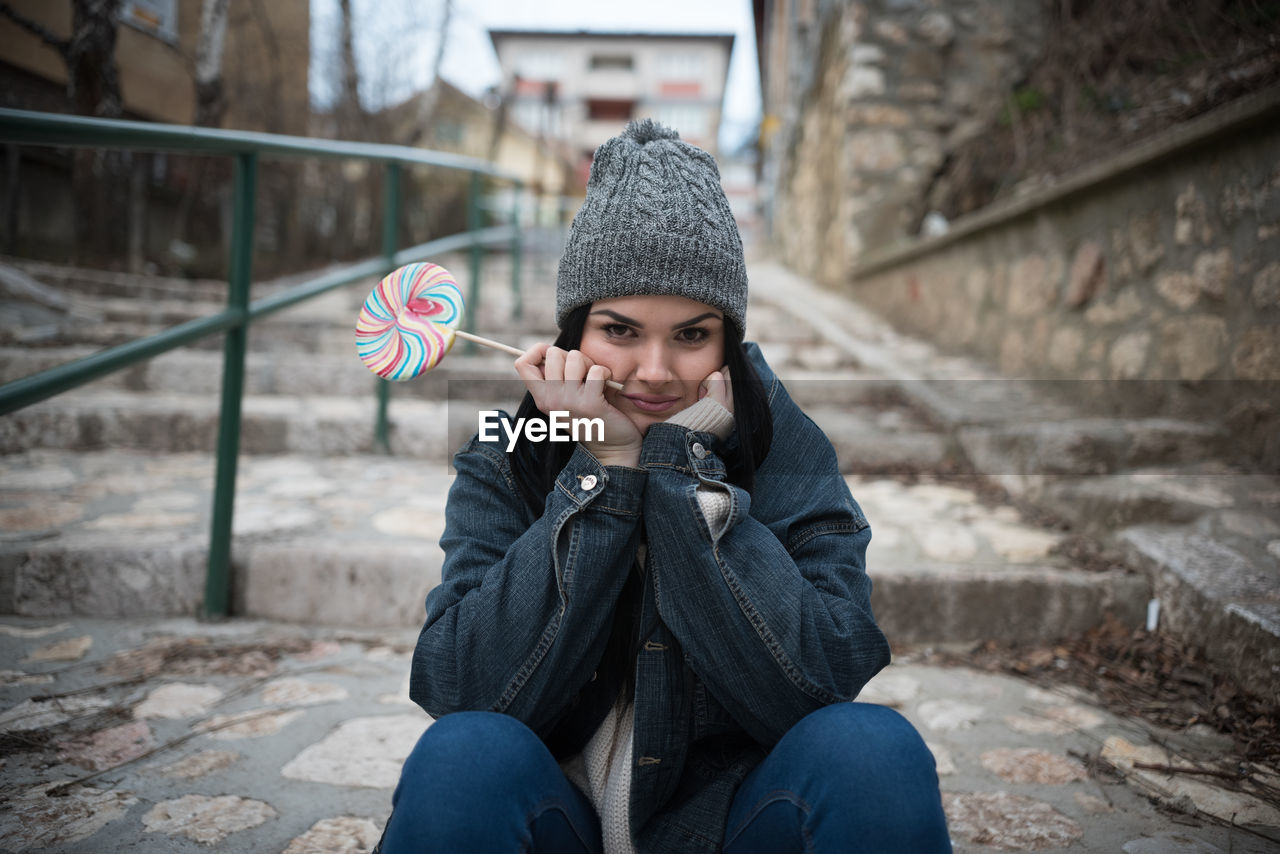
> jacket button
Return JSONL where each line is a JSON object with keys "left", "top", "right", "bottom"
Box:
{"left": 691, "top": 442, "right": 707, "bottom": 459}
{"left": 580, "top": 474, "right": 597, "bottom": 490}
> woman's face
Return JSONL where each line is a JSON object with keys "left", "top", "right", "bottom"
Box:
{"left": 579, "top": 294, "right": 726, "bottom": 435}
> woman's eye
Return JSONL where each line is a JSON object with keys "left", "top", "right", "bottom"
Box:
{"left": 677, "top": 327, "right": 709, "bottom": 343}
{"left": 603, "top": 323, "right": 633, "bottom": 338}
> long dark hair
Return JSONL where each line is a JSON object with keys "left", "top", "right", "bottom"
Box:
{"left": 509, "top": 304, "right": 773, "bottom": 514}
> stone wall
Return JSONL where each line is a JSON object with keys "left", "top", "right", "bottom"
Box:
{"left": 762, "top": 0, "right": 1043, "bottom": 285}
{"left": 847, "top": 91, "right": 1280, "bottom": 470}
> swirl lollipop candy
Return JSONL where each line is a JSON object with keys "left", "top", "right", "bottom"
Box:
{"left": 356, "top": 262, "right": 465, "bottom": 380}
{"left": 356, "top": 262, "right": 623, "bottom": 389}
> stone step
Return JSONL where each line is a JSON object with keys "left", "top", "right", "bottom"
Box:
{"left": 1037, "top": 465, "right": 1267, "bottom": 532}
{"left": 1118, "top": 522, "right": 1280, "bottom": 697}
{"left": 956, "top": 417, "right": 1229, "bottom": 484}
{"left": 3, "top": 257, "right": 232, "bottom": 302}
{"left": 0, "top": 390, "right": 473, "bottom": 459}
{"left": 808, "top": 405, "right": 961, "bottom": 475}
{"left": 0, "top": 451, "right": 1150, "bottom": 644}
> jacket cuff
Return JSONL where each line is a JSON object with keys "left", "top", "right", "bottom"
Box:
{"left": 553, "top": 443, "right": 647, "bottom": 513}
{"left": 639, "top": 422, "right": 727, "bottom": 481}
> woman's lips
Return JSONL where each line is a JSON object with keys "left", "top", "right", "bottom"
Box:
{"left": 623, "top": 394, "right": 682, "bottom": 413}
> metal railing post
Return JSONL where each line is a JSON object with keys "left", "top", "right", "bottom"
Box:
{"left": 465, "top": 171, "right": 482, "bottom": 354}
{"left": 204, "top": 152, "right": 257, "bottom": 619}
{"left": 510, "top": 181, "right": 523, "bottom": 320}
{"left": 375, "top": 162, "right": 400, "bottom": 453}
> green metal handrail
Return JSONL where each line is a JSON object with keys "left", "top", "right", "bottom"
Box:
{"left": 0, "top": 107, "right": 526, "bottom": 619}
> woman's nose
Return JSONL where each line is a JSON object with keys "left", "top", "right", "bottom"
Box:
{"left": 634, "top": 343, "right": 674, "bottom": 385}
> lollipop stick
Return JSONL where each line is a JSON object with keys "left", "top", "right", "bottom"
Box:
{"left": 455, "top": 329, "right": 524, "bottom": 357}
{"left": 454, "top": 330, "right": 625, "bottom": 391}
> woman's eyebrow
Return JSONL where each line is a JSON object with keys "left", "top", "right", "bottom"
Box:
{"left": 590, "top": 309, "right": 641, "bottom": 326}
{"left": 672, "top": 312, "right": 722, "bottom": 330}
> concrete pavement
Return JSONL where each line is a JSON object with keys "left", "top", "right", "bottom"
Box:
{"left": 2, "top": 615, "right": 1278, "bottom": 852}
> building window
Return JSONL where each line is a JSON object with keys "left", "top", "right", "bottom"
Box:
{"left": 123, "top": 0, "right": 178, "bottom": 43}
{"left": 517, "top": 51, "right": 564, "bottom": 80}
{"left": 590, "top": 54, "right": 634, "bottom": 71}
{"left": 587, "top": 99, "right": 634, "bottom": 121}
{"left": 657, "top": 52, "right": 704, "bottom": 79}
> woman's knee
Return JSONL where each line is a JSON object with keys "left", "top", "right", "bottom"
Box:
{"left": 782, "top": 702, "right": 937, "bottom": 779}
{"left": 402, "top": 711, "right": 552, "bottom": 789}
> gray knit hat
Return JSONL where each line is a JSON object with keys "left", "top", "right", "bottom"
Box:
{"left": 556, "top": 119, "right": 747, "bottom": 329}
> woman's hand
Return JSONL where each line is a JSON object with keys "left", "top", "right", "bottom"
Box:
{"left": 514, "top": 343, "right": 642, "bottom": 467}
{"left": 698, "top": 365, "right": 734, "bottom": 416}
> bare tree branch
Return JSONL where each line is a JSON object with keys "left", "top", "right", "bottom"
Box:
{"left": 0, "top": 2, "right": 70, "bottom": 57}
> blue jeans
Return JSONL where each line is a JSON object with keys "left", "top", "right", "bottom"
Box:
{"left": 378, "top": 704, "right": 951, "bottom": 852}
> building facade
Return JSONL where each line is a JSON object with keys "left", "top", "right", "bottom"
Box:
{"left": 488, "top": 30, "right": 734, "bottom": 186}
{"left": 0, "top": 0, "right": 310, "bottom": 133}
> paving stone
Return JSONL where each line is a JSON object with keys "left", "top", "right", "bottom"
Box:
{"left": 971, "top": 520, "right": 1062, "bottom": 562}
{"left": 980, "top": 748, "right": 1088, "bottom": 784}
{"left": 262, "top": 676, "right": 350, "bottom": 706}
{"left": 133, "top": 682, "right": 224, "bottom": 719}
{"left": 927, "top": 741, "right": 957, "bottom": 775}
{"left": 283, "top": 816, "right": 383, "bottom": 854}
{"left": 371, "top": 506, "right": 446, "bottom": 540}
{"left": 920, "top": 523, "right": 981, "bottom": 561}
{"left": 943, "top": 791, "right": 1083, "bottom": 851}
{"left": 142, "top": 794, "right": 277, "bottom": 845}
{"left": 291, "top": 640, "right": 344, "bottom": 662}
{"left": 0, "top": 694, "right": 114, "bottom": 733}
{"left": 1005, "top": 704, "right": 1105, "bottom": 735}
{"left": 0, "top": 669, "right": 53, "bottom": 686}
{"left": 162, "top": 748, "right": 241, "bottom": 779}
{"left": 25, "top": 634, "right": 92, "bottom": 661}
{"left": 58, "top": 719, "right": 155, "bottom": 771}
{"left": 859, "top": 671, "right": 921, "bottom": 707}
{"left": 203, "top": 708, "right": 304, "bottom": 739}
{"left": 1073, "top": 791, "right": 1115, "bottom": 814}
{"left": 918, "top": 699, "right": 985, "bottom": 731}
{"left": 0, "top": 783, "right": 138, "bottom": 851}
{"left": 280, "top": 713, "right": 430, "bottom": 788}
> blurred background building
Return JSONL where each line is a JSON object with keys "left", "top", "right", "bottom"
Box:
{"left": 0, "top": 0, "right": 310, "bottom": 132}
{"left": 489, "top": 29, "right": 735, "bottom": 188}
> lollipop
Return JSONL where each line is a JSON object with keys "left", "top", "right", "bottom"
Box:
{"left": 356, "top": 262, "right": 623, "bottom": 389}
{"left": 356, "top": 262, "right": 464, "bottom": 380}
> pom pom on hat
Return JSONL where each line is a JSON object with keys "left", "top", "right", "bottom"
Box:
{"left": 622, "top": 118, "right": 680, "bottom": 145}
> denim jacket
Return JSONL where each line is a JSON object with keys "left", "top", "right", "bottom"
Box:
{"left": 409, "top": 344, "right": 890, "bottom": 853}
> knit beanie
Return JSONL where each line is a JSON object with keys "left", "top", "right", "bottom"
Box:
{"left": 556, "top": 119, "right": 747, "bottom": 330}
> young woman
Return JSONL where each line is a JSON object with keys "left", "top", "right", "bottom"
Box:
{"left": 377, "top": 121, "right": 951, "bottom": 853}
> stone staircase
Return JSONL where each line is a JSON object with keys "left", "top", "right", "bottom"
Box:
{"left": 754, "top": 262, "right": 1278, "bottom": 697}
{"left": 1, "top": 253, "right": 1274, "bottom": 695}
